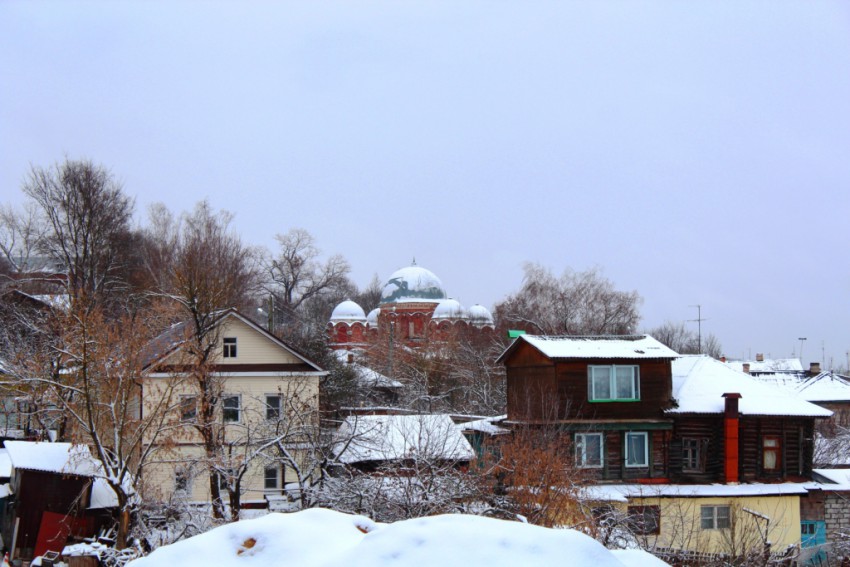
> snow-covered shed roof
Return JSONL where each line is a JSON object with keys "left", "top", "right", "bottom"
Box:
{"left": 4, "top": 441, "right": 103, "bottom": 477}
{"left": 456, "top": 415, "right": 509, "bottom": 435}
{"left": 334, "top": 414, "right": 475, "bottom": 464}
{"left": 667, "top": 356, "right": 832, "bottom": 417}
{"left": 498, "top": 334, "right": 678, "bottom": 363}
{"left": 796, "top": 372, "right": 850, "bottom": 402}
{"left": 812, "top": 469, "right": 850, "bottom": 489}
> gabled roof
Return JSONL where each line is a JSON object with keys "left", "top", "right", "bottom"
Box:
{"left": 796, "top": 372, "right": 850, "bottom": 402}
{"left": 4, "top": 441, "right": 103, "bottom": 477}
{"left": 334, "top": 414, "right": 475, "bottom": 464}
{"left": 667, "top": 355, "right": 832, "bottom": 417}
{"left": 497, "top": 334, "right": 678, "bottom": 363}
{"left": 143, "top": 308, "right": 324, "bottom": 373}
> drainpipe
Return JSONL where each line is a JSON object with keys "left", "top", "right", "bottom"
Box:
{"left": 723, "top": 393, "right": 742, "bottom": 484}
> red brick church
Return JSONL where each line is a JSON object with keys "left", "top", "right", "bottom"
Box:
{"left": 328, "top": 261, "right": 494, "bottom": 350}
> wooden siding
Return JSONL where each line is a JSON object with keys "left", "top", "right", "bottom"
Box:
{"left": 669, "top": 415, "right": 815, "bottom": 483}
{"left": 504, "top": 342, "right": 674, "bottom": 422}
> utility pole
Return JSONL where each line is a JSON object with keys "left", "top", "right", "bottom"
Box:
{"left": 688, "top": 305, "right": 706, "bottom": 354}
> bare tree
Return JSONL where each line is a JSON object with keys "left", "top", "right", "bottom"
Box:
{"left": 264, "top": 228, "right": 350, "bottom": 330}
{"left": 153, "top": 201, "right": 259, "bottom": 519}
{"left": 0, "top": 203, "right": 49, "bottom": 287}
{"left": 495, "top": 263, "right": 642, "bottom": 335}
{"left": 0, "top": 300, "right": 183, "bottom": 547}
{"left": 20, "top": 159, "right": 135, "bottom": 309}
{"left": 645, "top": 320, "right": 722, "bottom": 358}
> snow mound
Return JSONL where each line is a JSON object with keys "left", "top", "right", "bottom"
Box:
{"left": 128, "top": 509, "right": 660, "bottom": 567}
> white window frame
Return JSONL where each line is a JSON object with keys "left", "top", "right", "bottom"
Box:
{"left": 575, "top": 432, "right": 604, "bottom": 468}
{"left": 265, "top": 394, "right": 282, "bottom": 421}
{"left": 588, "top": 365, "right": 640, "bottom": 402}
{"left": 624, "top": 431, "right": 649, "bottom": 468}
{"left": 264, "top": 466, "right": 280, "bottom": 490}
{"left": 223, "top": 337, "right": 237, "bottom": 358}
{"left": 222, "top": 394, "right": 242, "bottom": 423}
{"left": 701, "top": 505, "right": 731, "bottom": 529}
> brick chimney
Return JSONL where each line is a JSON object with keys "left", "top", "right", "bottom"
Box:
{"left": 810, "top": 362, "right": 821, "bottom": 374}
{"left": 742, "top": 363, "right": 750, "bottom": 374}
{"left": 720, "top": 356, "right": 727, "bottom": 363}
{"left": 756, "top": 353, "right": 764, "bottom": 362}
{"left": 722, "top": 393, "right": 742, "bottom": 484}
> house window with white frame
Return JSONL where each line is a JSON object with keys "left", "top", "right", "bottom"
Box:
{"left": 700, "top": 505, "right": 730, "bottom": 529}
{"left": 266, "top": 394, "right": 281, "bottom": 421}
{"left": 588, "top": 365, "right": 639, "bottom": 401}
{"left": 625, "top": 432, "right": 649, "bottom": 467}
{"left": 222, "top": 395, "right": 241, "bottom": 423}
{"left": 264, "top": 466, "right": 280, "bottom": 490}
{"left": 575, "top": 432, "right": 604, "bottom": 468}
{"left": 223, "top": 337, "right": 237, "bottom": 358}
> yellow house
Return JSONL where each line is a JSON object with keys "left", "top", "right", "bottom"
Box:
{"left": 141, "top": 310, "right": 326, "bottom": 505}
{"left": 584, "top": 483, "right": 805, "bottom": 560}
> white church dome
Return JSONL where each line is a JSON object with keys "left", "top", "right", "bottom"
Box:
{"left": 380, "top": 263, "right": 447, "bottom": 304}
{"left": 366, "top": 308, "right": 380, "bottom": 327}
{"left": 432, "top": 299, "right": 469, "bottom": 320}
{"left": 468, "top": 304, "right": 495, "bottom": 327}
{"left": 330, "top": 300, "right": 367, "bottom": 323}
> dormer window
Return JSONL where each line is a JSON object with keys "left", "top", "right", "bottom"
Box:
{"left": 223, "top": 337, "right": 237, "bottom": 358}
{"left": 588, "top": 365, "right": 639, "bottom": 402}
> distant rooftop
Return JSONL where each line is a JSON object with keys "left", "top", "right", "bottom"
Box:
{"left": 498, "top": 334, "right": 678, "bottom": 362}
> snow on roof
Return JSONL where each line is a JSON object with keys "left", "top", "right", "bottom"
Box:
{"left": 4, "top": 441, "right": 102, "bottom": 477}
{"left": 796, "top": 372, "right": 850, "bottom": 402}
{"left": 332, "top": 350, "right": 402, "bottom": 389}
{"left": 500, "top": 334, "right": 678, "bottom": 362}
{"left": 334, "top": 414, "right": 475, "bottom": 464}
{"left": 611, "top": 549, "right": 673, "bottom": 567}
{"left": 0, "top": 449, "right": 11, "bottom": 477}
{"left": 582, "top": 482, "right": 811, "bottom": 503}
{"left": 90, "top": 477, "right": 120, "bottom": 509}
{"left": 667, "top": 356, "right": 832, "bottom": 417}
{"left": 456, "top": 415, "right": 510, "bottom": 435}
{"left": 0, "top": 484, "right": 10, "bottom": 499}
{"left": 813, "top": 468, "right": 850, "bottom": 489}
{"left": 380, "top": 264, "right": 447, "bottom": 304}
{"left": 723, "top": 358, "right": 803, "bottom": 373}
{"left": 125, "top": 508, "right": 651, "bottom": 567}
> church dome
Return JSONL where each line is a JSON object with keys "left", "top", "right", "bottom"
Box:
{"left": 330, "top": 300, "right": 367, "bottom": 324}
{"left": 432, "top": 298, "right": 469, "bottom": 320}
{"left": 366, "top": 308, "right": 380, "bottom": 327}
{"left": 380, "top": 263, "right": 447, "bottom": 304}
{"left": 468, "top": 304, "right": 495, "bottom": 327}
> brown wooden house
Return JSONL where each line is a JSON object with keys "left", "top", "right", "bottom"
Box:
{"left": 497, "top": 335, "right": 831, "bottom": 484}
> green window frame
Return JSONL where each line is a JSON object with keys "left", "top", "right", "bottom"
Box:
{"left": 588, "top": 365, "right": 640, "bottom": 402}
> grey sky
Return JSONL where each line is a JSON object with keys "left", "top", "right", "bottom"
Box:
{"left": 2, "top": 1, "right": 849, "bottom": 366}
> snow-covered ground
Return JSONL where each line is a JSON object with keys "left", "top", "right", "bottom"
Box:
{"left": 126, "top": 508, "right": 669, "bottom": 567}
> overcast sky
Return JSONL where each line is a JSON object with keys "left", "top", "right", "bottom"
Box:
{"left": 2, "top": 1, "right": 849, "bottom": 366}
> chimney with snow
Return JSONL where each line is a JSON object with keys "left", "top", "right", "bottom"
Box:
{"left": 742, "top": 363, "right": 750, "bottom": 374}
{"left": 810, "top": 362, "right": 821, "bottom": 374}
{"left": 722, "top": 393, "right": 742, "bottom": 484}
{"left": 756, "top": 353, "right": 764, "bottom": 362}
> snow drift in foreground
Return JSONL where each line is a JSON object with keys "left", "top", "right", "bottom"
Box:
{"left": 127, "top": 508, "right": 669, "bottom": 567}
